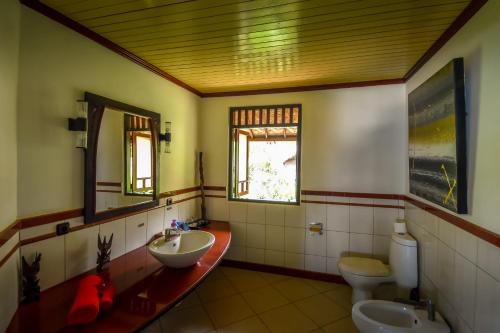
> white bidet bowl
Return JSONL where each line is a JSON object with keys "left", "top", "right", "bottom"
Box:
{"left": 352, "top": 300, "right": 450, "bottom": 333}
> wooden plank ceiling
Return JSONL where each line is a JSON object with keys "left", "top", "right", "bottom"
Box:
{"left": 41, "top": 0, "right": 471, "bottom": 93}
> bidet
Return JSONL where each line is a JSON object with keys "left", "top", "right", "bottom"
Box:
{"left": 394, "top": 298, "right": 435, "bottom": 321}
{"left": 352, "top": 300, "right": 450, "bottom": 333}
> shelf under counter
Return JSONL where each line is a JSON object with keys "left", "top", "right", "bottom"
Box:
{"left": 7, "top": 221, "right": 231, "bottom": 333}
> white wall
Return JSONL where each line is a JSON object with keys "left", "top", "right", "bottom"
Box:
{"left": 199, "top": 85, "right": 407, "bottom": 273}
{"left": 406, "top": 0, "right": 500, "bottom": 234}
{"left": 0, "top": 0, "right": 21, "bottom": 330}
{"left": 0, "top": 0, "right": 20, "bottom": 230}
{"left": 17, "top": 7, "right": 201, "bottom": 217}
{"left": 403, "top": 2, "right": 500, "bottom": 332}
{"left": 200, "top": 85, "right": 407, "bottom": 194}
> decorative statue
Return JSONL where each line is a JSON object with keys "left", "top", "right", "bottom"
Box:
{"left": 198, "top": 152, "right": 209, "bottom": 227}
{"left": 22, "top": 252, "right": 42, "bottom": 303}
{"left": 96, "top": 233, "right": 113, "bottom": 273}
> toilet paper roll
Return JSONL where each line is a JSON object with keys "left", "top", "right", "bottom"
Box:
{"left": 394, "top": 220, "right": 407, "bottom": 234}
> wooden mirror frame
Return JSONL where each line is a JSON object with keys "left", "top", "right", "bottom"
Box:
{"left": 84, "top": 92, "right": 160, "bottom": 224}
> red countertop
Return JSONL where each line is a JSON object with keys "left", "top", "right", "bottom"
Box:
{"left": 7, "top": 222, "right": 231, "bottom": 333}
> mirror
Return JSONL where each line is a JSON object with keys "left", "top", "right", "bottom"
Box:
{"left": 84, "top": 93, "right": 160, "bottom": 223}
{"left": 96, "top": 109, "right": 154, "bottom": 212}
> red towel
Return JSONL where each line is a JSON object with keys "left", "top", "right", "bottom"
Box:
{"left": 100, "top": 281, "right": 115, "bottom": 312}
{"left": 67, "top": 275, "right": 103, "bottom": 325}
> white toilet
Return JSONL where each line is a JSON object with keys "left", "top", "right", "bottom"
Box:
{"left": 338, "top": 232, "right": 417, "bottom": 304}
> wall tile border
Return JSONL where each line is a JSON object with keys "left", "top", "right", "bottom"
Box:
{"left": 3, "top": 186, "right": 500, "bottom": 271}
{"left": 0, "top": 186, "right": 201, "bottom": 268}
{"left": 405, "top": 195, "right": 500, "bottom": 247}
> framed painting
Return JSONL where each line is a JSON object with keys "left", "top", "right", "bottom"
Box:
{"left": 408, "top": 58, "right": 467, "bottom": 214}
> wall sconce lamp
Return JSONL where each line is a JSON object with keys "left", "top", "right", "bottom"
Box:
{"left": 159, "top": 121, "right": 172, "bottom": 153}
{"left": 68, "top": 100, "right": 88, "bottom": 148}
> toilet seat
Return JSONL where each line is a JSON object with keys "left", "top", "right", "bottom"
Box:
{"left": 338, "top": 257, "right": 390, "bottom": 277}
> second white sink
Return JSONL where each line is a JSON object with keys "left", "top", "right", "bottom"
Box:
{"left": 148, "top": 230, "right": 215, "bottom": 268}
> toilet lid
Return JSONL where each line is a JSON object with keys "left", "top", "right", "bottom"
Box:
{"left": 338, "top": 257, "right": 390, "bottom": 277}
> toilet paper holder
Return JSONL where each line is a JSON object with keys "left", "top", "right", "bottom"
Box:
{"left": 309, "top": 222, "right": 323, "bottom": 235}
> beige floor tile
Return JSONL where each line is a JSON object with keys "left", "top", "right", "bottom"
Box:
{"left": 259, "top": 304, "right": 318, "bottom": 333}
{"left": 304, "top": 279, "right": 343, "bottom": 293}
{"left": 160, "top": 268, "right": 354, "bottom": 333}
{"left": 160, "top": 305, "right": 214, "bottom": 333}
{"left": 323, "top": 285, "right": 353, "bottom": 311}
{"left": 196, "top": 276, "right": 238, "bottom": 303}
{"left": 322, "top": 317, "right": 359, "bottom": 333}
{"left": 219, "top": 267, "right": 254, "bottom": 279}
{"left": 258, "top": 271, "right": 290, "bottom": 284}
{"left": 226, "top": 270, "right": 269, "bottom": 293}
{"left": 205, "top": 294, "right": 255, "bottom": 328}
{"left": 173, "top": 291, "right": 201, "bottom": 311}
{"left": 204, "top": 267, "right": 227, "bottom": 283}
{"left": 294, "top": 294, "right": 349, "bottom": 326}
{"left": 241, "top": 285, "right": 290, "bottom": 313}
{"left": 218, "top": 316, "right": 271, "bottom": 333}
{"left": 272, "top": 278, "right": 319, "bottom": 301}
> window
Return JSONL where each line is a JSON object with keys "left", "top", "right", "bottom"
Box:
{"left": 125, "top": 115, "right": 153, "bottom": 195}
{"left": 228, "top": 104, "right": 301, "bottom": 204}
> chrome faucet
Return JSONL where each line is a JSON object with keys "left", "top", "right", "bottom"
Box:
{"left": 394, "top": 298, "right": 435, "bottom": 321}
{"left": 164, "top": 228, "right": 180, "bottom": 241}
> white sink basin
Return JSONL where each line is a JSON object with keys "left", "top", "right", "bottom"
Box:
{"left": 148, "top": 231, "right": 215, "bottom": 268}
{"left": 352, "top": 300, "right": 450, "bottom": 333}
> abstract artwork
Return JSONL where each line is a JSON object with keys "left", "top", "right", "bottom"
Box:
{"left": 408, "top": 58, "right": 467, "bottom": 213}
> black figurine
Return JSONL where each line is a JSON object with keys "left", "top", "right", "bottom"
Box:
{"left": 96, "top": 233, "right": 113, "bottom": 273}
{"left": 22, "top": 252, "right": 42, "bottom": 303}
{"left": 198, "top": 152, "right": 210, "bottom": 227}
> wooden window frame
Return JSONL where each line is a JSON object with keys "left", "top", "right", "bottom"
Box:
{"left": 133, "top": 132, "right": 153, "bottom": 193}
{"left": 125, "top": 130, "right": 153, "bottom": 196}
{"left": 228, "top": 104, "right": 302, "bottom": 205}
{"left": 235, "top": 129, "right": 249, "bottom": 196}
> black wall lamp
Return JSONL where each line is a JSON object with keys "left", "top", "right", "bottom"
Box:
{"left": 68, "top": 117, "right": 86, "bottom": 131}
{"left": 159, "top": 121, "right": 172, "bottom": 153}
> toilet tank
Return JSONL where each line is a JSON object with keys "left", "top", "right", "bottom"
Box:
{"left": 389, "top": 233, "right": 418, "bottom": 289}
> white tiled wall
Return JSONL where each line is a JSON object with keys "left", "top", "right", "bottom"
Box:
{"left": 99, "top": 218, "right": 126, "bottom": 260}
{"left": 65, "top": 225, "right": 100, "bottom": 279}
{"left": 18, "top": 193, "right": 200, "bottom": 294}
{"left": 147, "top": 209, "right": 165, "bottom": 241}
{"left": 5, "top": 194, "right": 500, "bottom": 333}
{"left": 405, "top": 201, "right": 500, "bottom": 333}
{"left": 21, "top": 235, "right": 66, "bottom": 290}
{"left": 213, "top": 195, "right": 402, "bottom": 274}
{"left": 125, "top": 213, "right": 148, "bottom": 252}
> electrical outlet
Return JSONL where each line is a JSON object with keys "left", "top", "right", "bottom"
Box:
{"left": 56, "top": 222, "right": 70, "bottom": 235}
{"left": 166, "top": 198, "right": 173, "bottom": 206}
